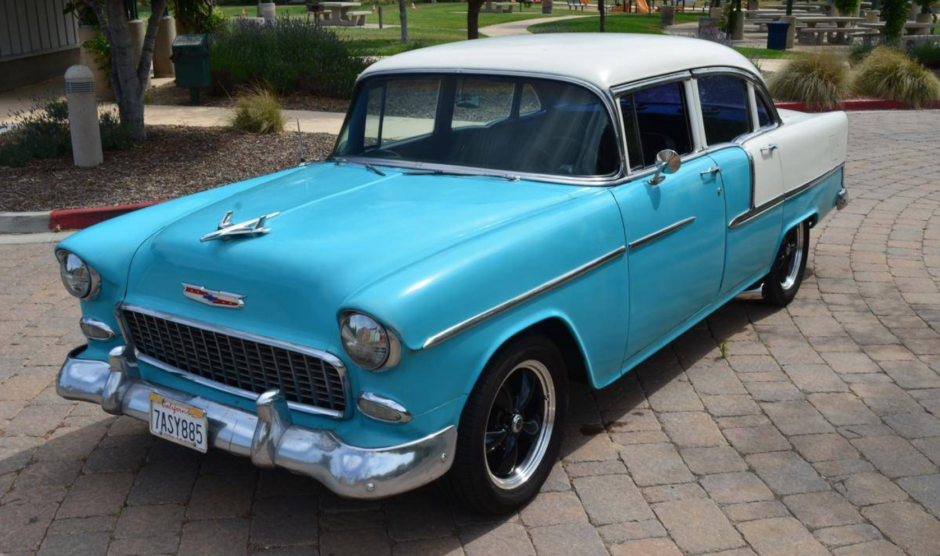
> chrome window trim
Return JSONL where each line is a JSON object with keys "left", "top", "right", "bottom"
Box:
{"left": 691, "top": 66, "right": 782, "bottom": 129}
{"left": 340, "top": 69, "right": 627, "bottom": 186}
{"left": 628, "top": 216, "right": 696, "bottom": 250}
{"left": 729, "top": 163, "right": 845, "bottom": 229}
{"left": 118, "top": 303, "right": 350, "bottom": 419}
{"left": 610, "top": 70, "right": 692, "bottom": 95}
{"left": 422, "top": 246, "right": 626, "bottom": 349}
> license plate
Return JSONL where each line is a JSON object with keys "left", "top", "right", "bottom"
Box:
{"left": 149, "top": 394, "right": 209, "bottom": 453}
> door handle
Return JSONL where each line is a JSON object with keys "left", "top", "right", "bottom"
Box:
{"left": 760, "top": 143, "right": 779, "bottom": 154}
{"left": 700, "top": 166, "right": 721, "bottom": 176}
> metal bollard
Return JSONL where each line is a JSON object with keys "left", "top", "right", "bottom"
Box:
{"left": 65, "top": 65, "right": 103, "bottom": 168}
{"left": 378, "top": 6, "right": 383, "bottom": 28}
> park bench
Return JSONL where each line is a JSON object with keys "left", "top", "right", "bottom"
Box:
{"left": 346, "top": 10, "right": 371, "bottom": 24}
{"left": 843, "top": 28, "right": 880, "bottom": 45}
{"left": 566, "top": 0, "right": 594, "bottom": 11}
{"left": 797, "top": 27, "right": 832, "bottom": 44}
{"left": 493, "top": 1, "right": 515, "bottom": 12}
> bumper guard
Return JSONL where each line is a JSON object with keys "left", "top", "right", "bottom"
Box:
{"left": 57, "top": 345, "right": 457, "bottom": 499}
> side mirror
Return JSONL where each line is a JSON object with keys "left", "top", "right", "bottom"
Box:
{"left": 648, "top": 149, "right": 681, "bottom": 185}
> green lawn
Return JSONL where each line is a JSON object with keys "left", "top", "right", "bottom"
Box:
{"left": 529, "top": 11, "right": 701, "bottom": 34}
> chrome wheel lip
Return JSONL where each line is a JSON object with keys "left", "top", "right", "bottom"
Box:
{"left": 484, "top": 360, "right": 556, "bottom": 491}
{"left": 781, "top": 224, "right": 805, "bottom": 291}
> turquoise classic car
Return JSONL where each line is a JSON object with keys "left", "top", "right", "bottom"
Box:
{"left": 55, "top": 34, "right": 848, "bottom": 513}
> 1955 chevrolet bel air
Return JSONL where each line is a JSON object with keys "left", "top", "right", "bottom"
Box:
{"left": 55, "top": 34, "right": 848, "bottom": 513}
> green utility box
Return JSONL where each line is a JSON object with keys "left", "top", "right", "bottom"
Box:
{"left": 171, "top": 34, "right": 210, "bottom": 105}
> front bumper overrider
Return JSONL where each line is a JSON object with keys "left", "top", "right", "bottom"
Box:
{"left": 57, "top": 345, "right": 457, "bottom": 499}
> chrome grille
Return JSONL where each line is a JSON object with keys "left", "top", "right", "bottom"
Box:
{"left": 122, "top": 308, "right": 347, "bottom": 415}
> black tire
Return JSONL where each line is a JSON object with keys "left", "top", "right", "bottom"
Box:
{"left": 445, "top": 334, "right": 568, "bottom": 514}
{"left": 762, "top": 221, "right": 810, "bottom": 307}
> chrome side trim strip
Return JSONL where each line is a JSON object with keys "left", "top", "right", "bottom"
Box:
{"left": 729, "top": 163, "right": 845, "bottom": 229}
{"left": 119, "top": 303, "right": 350, "bottom": 419}
{"left": 422, "top": 246, "right": 627, "bottom": 349}
{"left": 628, "top": 217, "right": 696, "bottom": 250}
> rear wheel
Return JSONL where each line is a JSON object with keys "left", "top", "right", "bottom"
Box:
{"left": 762, "top": 221, "right": 809, "bottom": 306}
{"left": 446, "top": 334, "right": 567, "bottom": 514}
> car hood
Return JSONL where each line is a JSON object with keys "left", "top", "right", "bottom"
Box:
{"left": 123, "top": 162, "right": 577, "bottom": 352}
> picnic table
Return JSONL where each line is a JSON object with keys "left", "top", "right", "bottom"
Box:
{"left": 859, "top": 20, "right": 940, "bottom": 35}
{"left": 319, "top": 1, "right": 368, "bottom": 26}
{"left": 796, "top": 15, "right": 865, "bottom": 44}
{"left": 761, "top": 4, "right": 825, "bottom": 11}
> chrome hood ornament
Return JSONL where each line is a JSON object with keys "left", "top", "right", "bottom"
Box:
{"left": 183, "top": 284, "right": 246, "bottom": 308}
{"left": 200, "top": 210, "right": 281, "bottom": 242}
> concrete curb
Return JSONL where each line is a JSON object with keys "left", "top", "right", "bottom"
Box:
{"left": 776, "top": 99, "right": 940, "bottom": 112}
{"left": 0, "top": 201, "right": 161, "bottom": 234}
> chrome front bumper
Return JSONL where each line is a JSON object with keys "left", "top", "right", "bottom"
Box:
{"left": 57, "top": 345, "right": 457, "bottom": 499}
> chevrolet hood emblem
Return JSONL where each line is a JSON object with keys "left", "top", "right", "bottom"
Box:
{"left": 200, "top": 210, "right": 280, "bottom": 242}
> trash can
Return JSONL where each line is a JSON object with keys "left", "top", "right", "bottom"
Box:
{"left": 767, "top": 21, "right": 790, "bottom": 50}
{"left": 171, "top": 34, "right": 210, "bottom": 104}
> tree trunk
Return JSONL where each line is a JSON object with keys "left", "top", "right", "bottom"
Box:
{"left": 399, "top": 0, "right": 408, "bottom": 42}
{"left": 600, "top": 0, "right": 606, "bottom": 31}
{"left": 468, "top": 0, "right": 484, "bottom": 39}
{"left": 84, "top": 0, "right": 168, "bottom": 141}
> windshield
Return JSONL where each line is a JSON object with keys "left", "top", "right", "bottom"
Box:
{"left": 333, "top": 74, "right": 621, "bottom": 178}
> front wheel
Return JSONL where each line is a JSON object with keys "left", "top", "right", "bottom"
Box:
{"left": 762, "top": 221, "right": 809, "bottom": 306}
{"left": 445, "top": 334, "right": 568, "bottom": 514}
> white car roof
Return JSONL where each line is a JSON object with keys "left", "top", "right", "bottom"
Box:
{"left": 361, "top": 33, "right": 762, "bottom": 91}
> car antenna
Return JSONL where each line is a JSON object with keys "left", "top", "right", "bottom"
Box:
{"left": 296, "top": 119, "right": 307, "bottom": 164}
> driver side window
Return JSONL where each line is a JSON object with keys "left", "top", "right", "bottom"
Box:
{"left": 620, "top": 81, "right": 694, "bottom": 171}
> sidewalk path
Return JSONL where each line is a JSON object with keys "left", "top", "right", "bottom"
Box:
{"left": 480, "top": 14, "right": 593, "bottom": 36}
{"left": 142, "top": 104, "right": 346, "bottom": 135}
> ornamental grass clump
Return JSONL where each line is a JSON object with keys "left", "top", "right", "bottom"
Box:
{"left": 768, "top": 52, "right": 850, "bottom": 109}
{"left": 853, "top": 47, "right": 940, "bottom": 107}
{"left": 230, "top": 87, "right": 285, "bottom": 134}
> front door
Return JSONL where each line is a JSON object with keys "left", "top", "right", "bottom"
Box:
{"left": 613, "top": 80, "right": 727, "bottom": 361}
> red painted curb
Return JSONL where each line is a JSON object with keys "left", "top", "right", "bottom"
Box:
{"left": 776, "top": 99, "right": 940, "bottom": 112}
{"left": 49, "top": 200, "right": 163, "bottom": 231}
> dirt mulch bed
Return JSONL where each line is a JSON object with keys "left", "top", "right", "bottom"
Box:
{"left": 0, "top": 126, "right": 336, "bottom": 212}
{"left": 147, "top": 85, "right": 351, "bottom": 113}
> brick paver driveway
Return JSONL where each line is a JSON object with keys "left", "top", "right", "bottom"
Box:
{"left": 3, "top": 111, "right": 940, "bottom": 556}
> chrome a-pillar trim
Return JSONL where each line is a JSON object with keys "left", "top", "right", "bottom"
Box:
{"left": 422, "top": 246, "right": 626, "bottom": 349}
{"left": 628, "top": 217, "right": 696, "bottom": 250}
{"left": 56, "top": 346, "right": 458, "bottom": 499}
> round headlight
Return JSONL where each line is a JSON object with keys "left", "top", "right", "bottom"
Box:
{"left": 56, "top": 251, "right": 98, "bottom": 299}
{"left": 340, "top": 312, "right": 393, "bottom": 371}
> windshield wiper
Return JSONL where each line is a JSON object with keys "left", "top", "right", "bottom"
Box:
{"left": 402, "top": 169, "right": 520, "bottom": 182}
{"left": 331, "top": 158, "right": 386, "bottom": 176}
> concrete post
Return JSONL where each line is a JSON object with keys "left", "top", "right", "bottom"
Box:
{"left": 153, "top": 16, "right": 176, "bottom": 78}
{"left": 128, "top": 19, "right": 150, "bottom": 90}
{"left": 258, "top": 2, "right": 277, "bottom": 22}
{"left": 65, "top": 65, "right": 103, "bottom": 168}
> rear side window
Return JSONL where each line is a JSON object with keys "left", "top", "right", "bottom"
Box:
{"left": 620, "top": 81, "right": 693, "bottom": 170}
{"left": 756, "top": 92, "right": 775, "bottom": 128}
{"left": 697, "top": 75, "right": 750, "bottom": 145}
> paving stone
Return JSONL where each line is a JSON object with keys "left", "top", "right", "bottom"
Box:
{"left": 529, "top": 523, "right": 607, "bottom": 556}
{"left": 539, "top": 461, "right": 570, "bottom": 492}
{"left": 701, "top": 395, "right": 762, "bottom": 417}
{"left": 47, "top": 516, "right": 116, "bottom": 536}
{"left": 36, "top": 532, "right": 110, "bottom": 556}
{"left": 881, "top": 360, "right": 940, "bottom": 389}
{"left": 596, "top": 520, "right": 668, "bottom": 544}
{"left": 646, "top": 381, "right": 705, "bottom": 412}
{"left": 835, "top": 472, "right": 908, "bottom": 506}
{"left": 783, "top": 365, "right": 849, "bottom": 393}
{"left": 57, "top": 472, "right": 134, "bottom": 518}
{"left": 392, "top": 537, "right": 463, "bottom": 556}
{"left": 723, "top": 426, "right": 790, "bottom": 455}
{"left": 745, "top": 382, "right": 804, "bottom": 402}
{"left": 746, "top": 452, "right": 829, "bottom": 496}
{"left": 852, "top": 383, "right": 926, "bottom": 415}
{"left": 680, "top": 446, "right": 748, "bottom": 474}
{"left": 914, "top": 437, "right": 940, "bottom": 466}
{"left": 609, "top": 430, "right": 670, "bottom": 446}
{"left": 13, "top": 459, "right": 82, "bottom": 490}
{"left": 659, "top": 411, "right": 727, "bottom": 448}
{"left": 108, "top": 535, "right": 181, "bottom": 556}
{"left": 738, "top": 518, "right": 830, "bottom": 556}
{"left": 4, "top": 403, "right": 70, "bottom": 437}
{"left": 862, "top": 502, "right": 940, "bottom": 556}
{"left": 852, "top": 436, "right": 938, "bottom": 478}
{"left": 653, "top": 498, "right": 745, "bottom": 554}
{"left": 884, "top": 412, "right": 940, "bottom": 439}
{"left": 642, "top": 483, "right": 708, "bottom": 503}
{"left": 700, "top": 472, "right": 774, "bottom": 504}
{"left": 898, "top": 474, "right": 940, "bottom": 517}
{"left": 808, "top": 393, "right": 881, "bottom": 426}
{"left": 608, "top": 538, "right": 683, "bottom": 556}
{"left": 620, "top": 443, "right": 694, "bottom": 486}
{"left": 813, "top": 524, "right": 883, "bottom": 548}
{"left": 250, "top": 496, "right": 319, "bottom": 547}
{"left": 127, "top": 461, "right": 198, "bottom": 505}
{"left": 564, "top": 460, "right": 626, "bottom": 478}
{"left": 832, "top": 540, "right": 906, "bottom": 556}
{"left": 783, "top": 491, "right": 863, "bottom": 528}
{"left": 519, "top": 491, "right": 588, "bottom": 528}
{"left": 178, "top": 518, "right": 250, "bottom": 556}
{"left": 761, "top": 401, "right": 835, "bottom": 435}
{"left": 187, "top": 473, "right": 255, "bottom": 519}
{"left": 115, "top": 504, "right": 185, "bottom": 539}
{"left": 0, "top": 489, "right": 59, "bottom": 552}
{"left": 460, "top": 523, "right": 535, "bottom": 556}
{"left": 721, "top": 501, "right": 790, "bottom": 523}
{"left": 821, "top": 352, "right": 882, "bottom": 374}
{"left": 791, "top": 433, "right": 860, "bottom": 463}
{"left": 572, "top": 474, "right": 653, "bottom": 524}
{"left": 560, "top": 430, "right": 619, "bottom": 463}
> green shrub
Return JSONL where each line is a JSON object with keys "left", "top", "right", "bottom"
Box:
{"left": 769, "top": 52, "right": 851, "bottom": 109}
{"left": 231, "top": 87, "right": 286, "bottom": 134}
{"left": 210, "top": 18, "right": 370, "bottom": 99}
{"left": 854, "top": 47, "right": 940, "bottom": 107}
{"left": 0, "top": 98, "right": 132, "bottom": 167}
{"left": 81, "top": 34, "right": 112, "bottom": 87}
{"left": 910, "top": 41, "right": 940, "bottom": 69}
{"left": 833, "top": 0, "right": 860, "bottom": 15}
{"left": 849, "top": 42, "right": 876, "bottom": 65}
